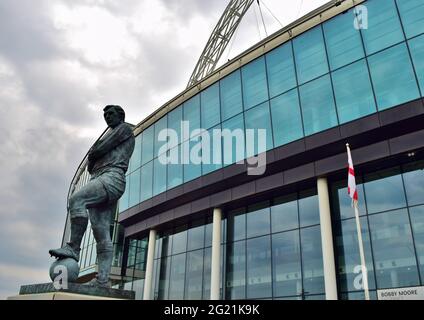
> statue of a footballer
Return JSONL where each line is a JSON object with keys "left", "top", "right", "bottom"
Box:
{"left": 49, "top": 105, "right": 135, "bottom": 287}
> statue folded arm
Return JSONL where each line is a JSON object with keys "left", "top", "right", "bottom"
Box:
{"left": 88, "top": 123, "right": 133, "bottom": 165}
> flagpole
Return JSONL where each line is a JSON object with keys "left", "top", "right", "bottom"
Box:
{"left": 346, "top": 143, "right": 370, "bottom": 300}
{"left": 354, "top": 200, "right": 370, "bottom": 300}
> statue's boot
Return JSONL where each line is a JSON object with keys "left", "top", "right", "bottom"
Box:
{"left": 85, "top": 240, "right": 113, "bottom": 287}
{"left": 49, "top": 217, "right": 88, "bottom": 262}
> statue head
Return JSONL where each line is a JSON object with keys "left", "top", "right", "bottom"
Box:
{"left": 103, "top": 105, "right": 125, "bottom": 129}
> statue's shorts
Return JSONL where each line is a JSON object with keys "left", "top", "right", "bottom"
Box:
{"left": 68, "top": 170, "right": 126, "bottom": 220}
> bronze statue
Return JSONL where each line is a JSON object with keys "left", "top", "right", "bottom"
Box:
{"left": 49, "top": 105, "right": 135, "bottom": 287}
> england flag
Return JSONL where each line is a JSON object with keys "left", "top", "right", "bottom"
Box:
{"left": 347, "top": 143, "right": 358, "bottom": 207}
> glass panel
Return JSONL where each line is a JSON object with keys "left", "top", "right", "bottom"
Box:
{"left": 271, "top": 194, "right": 299, "bottom": 233}
{"left": 364, "top": 168, "right": 406, "bottom": 214}
{"left": 298, "top": 190, "right": 320, "bottom": 228}
{"left": 221, "top": 114, "right": 245, "bottom": 166}
{"left": 272, "top": 230, "right": 302, "bottom": 297}
{"left": 203, "top": 247, "right": 211, "bottom": 299}
{"left": 140, "top": 161, "right": 153, "bottom": 202}
{"left": 293, "top": 25, "right": 329, "bottom": 84}
{"left": 183, "top": 135, "right": 202, "bottom": 183}
{"left": 246, "top": 202, "right": 270, "bottom": 238}
{"left": 396, "top": 0, "right": 424, "bottom": 39}
{"left": 403, "top": 161, "right": 424, "bottom": 206}
{"left": 275, "top": 296, "right": 302, "bottom": 300}
{"left": 299, "top": 74, "right": 338, "bottom": 136}
{"left": 185, "top": 249, "right": 204, "bottom": 300}
{"left": 227, "top": 208, "right": 246, "bottom": 242}
{"left": 128, "top": 168, "right": 140, "bottom": 208}
{"left": 205, "top": 217, "right": 213, "bottom": 248}
{"left": 202, "top": 124, "right": 222, "bottom": 175}
{"left": 408, "top": 34, "right": 424, "bottom": 93}
{"left": 220, "top": 244, "right": 225, "bottom": 299}
{"left": 332, "top": 180, "right": 367, "bottom": 220}
{"left": 301, "top": 226, "right": 325, "bottom": 295}
{"left": 244, "top": 101, "right": 274, "bottom": 157}
{"left": 169, "top": 253, "right": 186, "bottom": 299}
{"left": 89, "top": 244, "right": 97, "bottom": 266}
{"left": 172, "top": 225, "right": 188, "bottom": 255}
{"left": 132, "top": 279, "right": 144, "bottom": 300}
{"left": 201, "top": 82, "right": 221, "bottom": 130}
{"left": 246, "top": 236, "right": 272, "bottom": 299}
{"left": 270, "top": 89, "right": 304, "bottom": 147}
{"left": 183, "top": 95, "right": 201, "bottom": 142}
{"left": 154, "top": 115, "right": 167, "bottom": 157}
{"left": 160, "top": 230, "right": 173, "bottom": 258}
{"left": 127, "top": 241, "right": 137, "bottom": 267}
{"left": 167, "top": 145, "right": 183, "bottom": 190}
{"left": 220, "top": 70, "right": 243, "bottom": 121}
{"left": 158, "top": 256, "right": 171, "bottom": 299}
{"left": 304, "top": 294, "right": 325, "bottom": 300}
{"left": 368, "top": 43, "right": 420, "bottom": 111}
{"left": 266, "top": 41, "right": 297, "bottom": 98}
{"left": 188, "top": 220, "right": 205, "bottom": 251}
{"left": 332, "top": 59, "right": 376, "bottom": 124}
{"left": 340, "top": 290, "right": 378, "bottom": 300}
{"left": 141, "top": 125, "right": 154, "bottom": 165}
{"left": 80, "top": 247, "right": 88, "bottom": 269}
{"left": 409, "top": 205, "right": 424, "bottom": 280}
{"left": 361, "top": 0, "right": 404, "bottom": 55}
{"left": 334, "top": 217, "right": 376, "bottom": 292}
{"left": 368, "top": 209, "right": 420, "bottom": 289}
{"left": 153, "top": 157, "right": 167, "bottom": 196}
{"left": 135, "top": 240, "right": 148, "bottom": 271}
{"left": 129, "top": 134, "right": 142, "bottom": 172}
{"left": 84, "top": 245, "right": 92, "bottom": 268}
{"left": 241, "top": 57, "right": 269, "bottom": 110}
{"left": 226, "top": 241, "right": 246, "bottom": 299}
{"left": 152, "top": 259, "right": 159, "bottom": 298}
{"left": 155, "top": 237, "right": 162, "bottom": 260}
{"left": 119, "top": 174, "right": 130, "bottom": 212}
{"left": 323, "top": 7, "right": 365, "bottom": 70}
{"left": 168, "top": 105, "right": 183, "bottom": 147}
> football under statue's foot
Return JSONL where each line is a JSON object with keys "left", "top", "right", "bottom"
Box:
{"left": 49, "top": 244, "right": 80, "bottom": 262}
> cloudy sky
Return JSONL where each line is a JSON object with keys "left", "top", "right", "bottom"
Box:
{"left": 0, "top": 0, "right": 328, "bottom": 299}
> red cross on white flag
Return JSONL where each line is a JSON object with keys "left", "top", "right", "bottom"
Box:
{"left": 347, "top": 143, "right": 358, "bottom": 206}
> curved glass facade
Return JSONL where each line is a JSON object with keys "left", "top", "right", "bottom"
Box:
{"left": 122, "top": 160, "right": 424, "bottom": 300}
{"left": 119, "top": 0, "right": 424, "bottom": 213}
{"left": 134, "top": 190, "right": 325, "bottom": 300}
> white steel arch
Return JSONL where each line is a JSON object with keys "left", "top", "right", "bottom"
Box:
{"left": 187, "top": 0, "right": 255, "bottom": 88}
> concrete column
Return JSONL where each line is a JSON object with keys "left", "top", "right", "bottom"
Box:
{"left": 210, "top": 208, "right": 222, "bottom": 300}
{"left": 143, "top": 229, "right": 157, "bottom": 300}
{"left": 317, "top": 177, "right": 338, "bottom": 300}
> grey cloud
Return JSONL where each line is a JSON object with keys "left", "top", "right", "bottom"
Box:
{"left": 63, "top": 0, "right": 143, "bottom": 16}
{"left": 19, "top": 62, "right": 100, "bottom": 126}
{"left": 0, "top": 121, "right": 93, "bottom": 296}
{"left": 158, "top": 0, "right": 229, "bottom": 21}
{"left": 0, "top": 0, "right": 62, "bottom": 64}
{"left": 0, "top": 0, "right": 100, "bottom": 128}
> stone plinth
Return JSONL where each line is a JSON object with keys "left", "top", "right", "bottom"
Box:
{"left": 8, "top": 283, "right": 135, "bottom": 300}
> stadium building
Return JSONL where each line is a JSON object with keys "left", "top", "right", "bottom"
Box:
{"left": 61, "top": 0, "right": 424, "bottom": 300}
